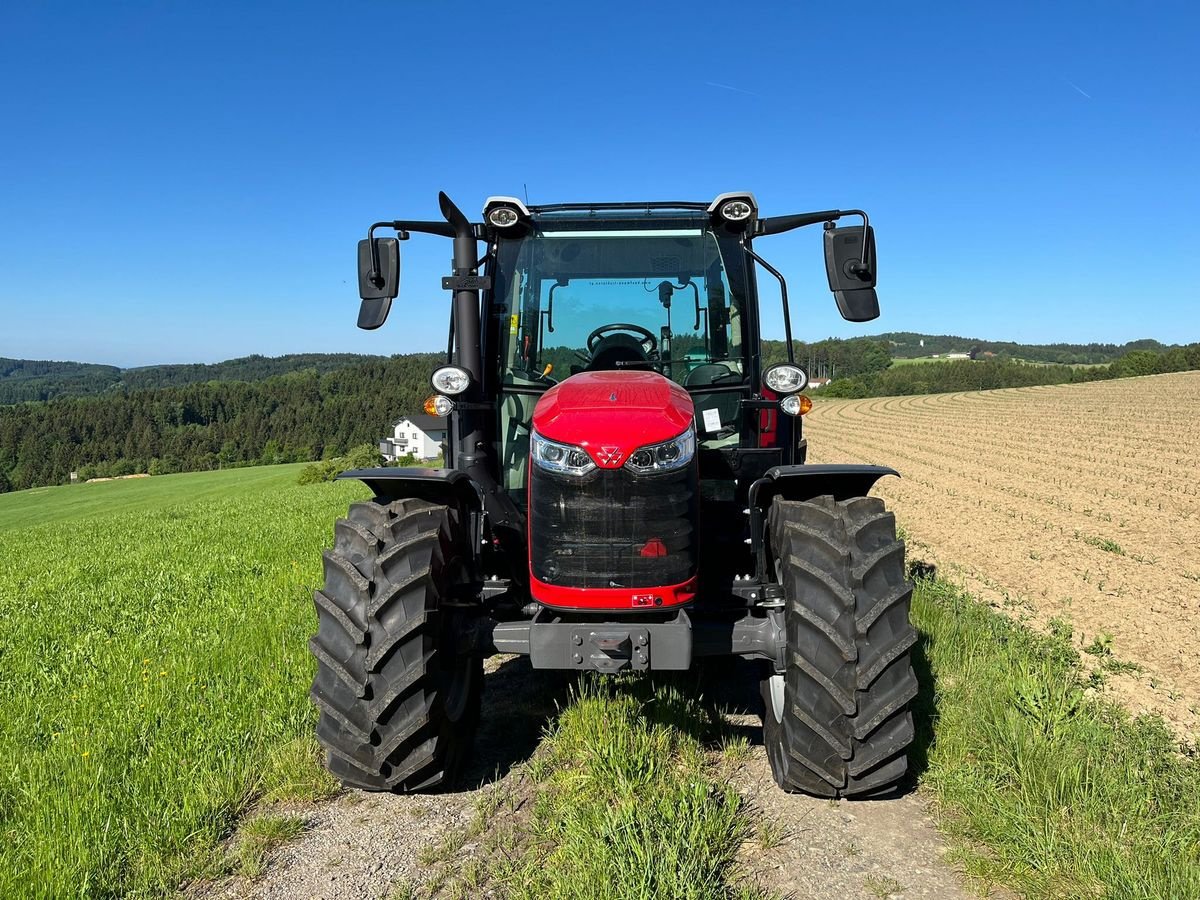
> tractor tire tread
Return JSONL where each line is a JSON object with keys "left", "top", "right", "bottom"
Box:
{"left": 763, "top": 495, "right": 917, "bottom": 799}
{"left": 309, "top": 498, "right": 480, "bottom": 793}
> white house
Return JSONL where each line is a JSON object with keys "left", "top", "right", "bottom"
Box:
{"left": 380, "top": 414, "right": 448, "bottom": 462}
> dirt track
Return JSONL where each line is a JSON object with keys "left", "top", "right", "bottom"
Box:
{"left": 805, "top": 371, "right": 1200, "bottom": 738}
{"left": 194, "top": 658, "right": 984, "bottom": 899}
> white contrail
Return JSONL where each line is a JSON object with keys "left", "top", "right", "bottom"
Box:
{"left": 704, "top": 80, "right": 759, "bottom": 97}
{"left": 1065, "top": 79, "right": 1093, "bottom": 100}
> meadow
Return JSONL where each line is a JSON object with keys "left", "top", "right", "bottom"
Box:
{"left": 0, "top": 466, "right": 367, "bottom": 897}
{"left": 2, "top": 438, "right": 1198, "bottom": 897}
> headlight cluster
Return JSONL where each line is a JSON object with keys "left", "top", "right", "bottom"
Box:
{"left": 763, "top": 363, "right": 813, "bottom": 417}
{"left": 531, "top": 432, "right": 596, "bottom": 476}
{"left": 423, "top": 366, "right": 471, "bottom": 418}
{"left": 625, "top": 425, "right": 695, "bottom": 474}
{"left": 531, "top": 426, "right": 696, "bottom": 477}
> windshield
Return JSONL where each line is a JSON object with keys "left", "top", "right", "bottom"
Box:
{"left": 492, "top": 216, "right": 748, "bottom": 391}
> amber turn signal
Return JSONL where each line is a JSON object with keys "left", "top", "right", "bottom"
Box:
{"left": 424, "top": 395, "right": 454, "bottom": 417}
{"left": 780, "top": 394, "right": 814, "bottom": 416}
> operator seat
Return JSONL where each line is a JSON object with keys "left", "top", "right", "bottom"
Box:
{"left": 585, "top": 333, "right": 649, "bottom": 372}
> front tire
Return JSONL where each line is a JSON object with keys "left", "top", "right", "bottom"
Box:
{"left": 762, "top": 495, "right": 917, "bottom": 798}
{"left": 309, "top": 498, "right": 482, "bottom": 791}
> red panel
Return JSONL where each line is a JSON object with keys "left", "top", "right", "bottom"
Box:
{"left": 530, "top": 573, "right": 697, "bottom": 611}
{"left": 532, "top": 371, "right": 694, "bottom": 469}
{"left": 758, "top": 386, "right": 779, "bottom": 447}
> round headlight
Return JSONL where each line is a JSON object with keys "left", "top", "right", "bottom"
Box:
{"left": 780, "top": 394, "right": 813, "bottom": 416}
{"left": 719, "top": 199, "right": 754, "bottom": 222}
{"left": 764, "top": 364, "right": 808, "bottom": 393}
{"left": 423, "top": 394, "right": 455, "bottom": 417}
{"left": 431, "top": 365, "right": 470, "bottom": 395}
{"left": 487, "top": 206, "right": 520, "bottom": 228}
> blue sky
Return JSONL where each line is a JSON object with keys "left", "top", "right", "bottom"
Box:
{"left": 1, "top": 1, "right": 1197, "bottom": 366}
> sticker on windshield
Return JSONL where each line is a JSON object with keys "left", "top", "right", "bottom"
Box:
{"left": 702, "top": 408, "right": 722, "bottom": 433}
{"left": 509, "top": 314, "right": 519, "bottom": 335}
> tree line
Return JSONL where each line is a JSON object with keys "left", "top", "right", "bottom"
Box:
{"left": 0, "top": 353, "right": 389, "bottom": 404}
{"left": 820, "top": 344, "right": 1200, "bottom": 399}
{"left": 876, "top": 333, "right": 1172, "bottom": 366}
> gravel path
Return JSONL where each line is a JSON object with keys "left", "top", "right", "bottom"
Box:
{"left": 191, "top": 658, "right": 995, "bottom": 899}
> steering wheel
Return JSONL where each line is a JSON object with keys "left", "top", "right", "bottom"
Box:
{"left": 586, "top": 323, "right": 658, "bottom": 355}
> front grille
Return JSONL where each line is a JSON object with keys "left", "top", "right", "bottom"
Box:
{"left": 530, "top": 463, "right": 698, "bottom": 589}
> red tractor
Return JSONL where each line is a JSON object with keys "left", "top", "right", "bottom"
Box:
{"left": 309, "top": 192, "right": 915, "bottom": 797}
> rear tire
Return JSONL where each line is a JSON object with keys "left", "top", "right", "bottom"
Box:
{"left": 761, "top": 495, "right": 916, "bottom": 798}
{"left": 309, "top": 498, "right": 482, "bottom": 791}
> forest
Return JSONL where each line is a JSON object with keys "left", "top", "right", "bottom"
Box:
{"left": 0, "top": 353, "right": 387, "bottom": 403}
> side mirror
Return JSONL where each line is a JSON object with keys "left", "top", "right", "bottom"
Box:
{"left": 356, "top": 237, "right": 401, "bottom": 330}
{"left": 824, "top": 225, "right": 879, "bottom": 322}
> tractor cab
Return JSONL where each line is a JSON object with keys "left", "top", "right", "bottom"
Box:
{"left": 488, "top": 205, "right": 755, "bottom": 501}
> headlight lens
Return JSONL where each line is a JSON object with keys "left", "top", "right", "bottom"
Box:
{"left": 431, "top": 365, "right": 470, "bottom": 395}
{"left": 487, "top": 206, "right": 520, "bottom": 227}
{"left": 624, "top": 425, "right": 695, "bottom": 475}
{"left": 531, "top": 431, "right": 596, "bottom": 476}
{"left": 764, "top": 363, "right": 808, "bottom": 393}
{"left": 719, "top": 199, "right": 754, "bottom": 221}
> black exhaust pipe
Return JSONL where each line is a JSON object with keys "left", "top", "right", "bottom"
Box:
{"left": 437, "top": 192, "right": 492, "bottom": 488}
{"left": 439, "top": 192, "right": 482, "bottom": 383}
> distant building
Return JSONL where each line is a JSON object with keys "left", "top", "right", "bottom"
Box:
{"left": 944, "top": 352, "right": 971, "bottom": 360}
{"left": 380, "top": 414, "right": 448, "bottom": 462}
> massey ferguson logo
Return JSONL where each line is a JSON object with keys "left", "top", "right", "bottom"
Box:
{"left": 596, "top": 446, "right": 624, "bottom": 466}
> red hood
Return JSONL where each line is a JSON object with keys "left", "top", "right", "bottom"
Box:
{"left": 532, "top": 371, "right": 695, "bottom": 469}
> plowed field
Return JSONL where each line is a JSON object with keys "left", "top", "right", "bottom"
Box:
{"left": 805, "top": 371, "right": 1200, "bottom": 737}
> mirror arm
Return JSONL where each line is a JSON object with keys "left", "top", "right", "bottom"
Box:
{"left": 365, "top": 222, "right": 407, "bottom": 289}
{"left": 740, "top": 237, "right": 795, "bottom": 365}
{"left": 365, "top": 220, "right": 430, "bottom": 288}
{"left": 756, "top": 208, "right": 872, "bottom": 268}
{"left": 828, "top": 209, "right": 873, "bottom": 276}
{"left": 757, "top": 209, "right": 842, "bottom": 236}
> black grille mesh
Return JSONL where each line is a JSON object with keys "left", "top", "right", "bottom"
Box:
{"left": 530, "top": 463, "right": 697, "bottom": 589}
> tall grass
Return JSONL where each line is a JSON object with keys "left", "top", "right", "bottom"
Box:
{"left": 489, "top": 677, "right": 762, "bottom": 900}
{"left": 0, "top": 467, "right": 365, "bottom": 897}
{"left": 912, "top": 578, "right": 1200, "bottom": 898}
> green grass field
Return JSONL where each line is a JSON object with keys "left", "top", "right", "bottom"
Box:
{"left": 889, "top": 355, "right": 961, "bottom": 366}
{"left": 889, "top": 355, "right": 1107, "bottom": 369}
{"left": 0, "top": 466, "right": 367, "bottom": 897}
{"left": 0, "top": 465, "right": 309, "bottom": 531}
